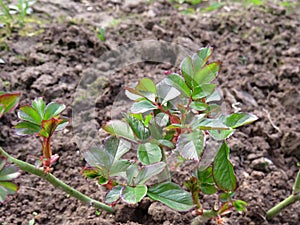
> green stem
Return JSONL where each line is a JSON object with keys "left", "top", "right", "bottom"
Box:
{"left": 157, "top": 147, "right": 171, "bottom": 182}
{"left": 292, "top": 169, "right": 300, "bottom": 194}
{"left": 0, "top": 0, "right": 13, "bottom": 20}
{"left": 266, "top": 168, "right": 300, "bottom": 220}
{"left": 266, "top": 193, "right": 300, "bottom": 220}
{"left": 0, "top": 147, "right": 115, "bottom": 214}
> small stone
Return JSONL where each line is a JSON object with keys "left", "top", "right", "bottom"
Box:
{"left": 250, "top": 157, "right": 273, "bottom": 172}
{"left": 247, "top": 153, "right": 258, "bottom": 160}
{"left": 86, "top": 6, "right": 93, "bottom": 11}
{"left": 147, "top": 9, "right": 156, "bottom": 18}
{"left": 251, "top": 171, "right": 265, "bottom": 179}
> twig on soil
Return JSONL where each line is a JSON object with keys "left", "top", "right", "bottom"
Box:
{"left": 263, "top": 108, "right": 282, "bottom": 134}
{"left": 0, "top": 147, "right": 115, "bottom": 214}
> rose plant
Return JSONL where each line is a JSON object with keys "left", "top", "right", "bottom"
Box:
{"left": 5, "top": 48, "right": 295, "bottom": 224}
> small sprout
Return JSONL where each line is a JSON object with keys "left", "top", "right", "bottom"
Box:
{"left": 97, "top": 27, "right": 106, "bottom": 42}
{"left": 15, "top": 97, "right": 68, "bottom": 172}
{"left": 95, "top": 210, "right": 101, "bottom": 216}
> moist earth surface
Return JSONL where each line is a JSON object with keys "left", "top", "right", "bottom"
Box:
{"left": 0, "top": 0, "right": 299, "bottom": 224}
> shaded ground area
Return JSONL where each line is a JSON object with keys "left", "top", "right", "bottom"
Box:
{"left": 0, "top": 0, "right": 299, "bottom": 224}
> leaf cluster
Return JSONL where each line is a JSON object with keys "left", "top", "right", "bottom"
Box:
{"left": 15, "top": 97, "right": 68, "bottom": 138}
{"left": 83, "top": 47, "right": 257, "bottom": 215}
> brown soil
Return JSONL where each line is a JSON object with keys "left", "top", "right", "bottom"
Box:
{"left": 0, "top": 0, "right": 299, "bottom": 224}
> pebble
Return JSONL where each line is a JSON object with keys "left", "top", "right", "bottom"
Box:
{"left": 251, "top": 171, "right": 265, "bottom": 179}
{"left": 250, "top": 157, "right": 273, "bottom": 172}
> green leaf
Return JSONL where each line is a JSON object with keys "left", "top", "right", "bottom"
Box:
{"left": 0, "top": 104, "right": 4, "bottom": 118}
{"left": 192, "top": 84, "right": 216, "bottom": 99}
{"left": 126, "top": 164, "right": 139, "bottom": 185}
{"left": 176, "top": 130, "right": 204, "bottom": 161}
{"left": 164, "top": 123, "right": 183, "bottom": 131}
{"left": 189, "top": 102, "right": 208, "bottom": 111}
{"left": 0, "top": 159, "right": 5, "bottom": 171}
{"left": 165, "top": 73, "right": 191, "bottom": 97}
{"left": 104, "top": 137, "right": 131, "bottom": 163}
{"left": 84, "top": 146, "right": 111, "bottom": 169}
{"left": 126, "top": 79, "right": 157, "bottom": 102}
{"left": 97, "top": 27, "right": 106, "bottom": 42}
{"left": 156, "top": 80, "right": 181, "bottom": 105}
{"left": 103, "top": 120, "right": 136, "bottom": 141}
{"left": 194, "top": 62, "right": 220, "bottom": 85}
{"left": 125, "top": 88, "right": 144, "bottom": 101}
{"left": 98, "top": 177, "right": 109, "bottom": 185}
{"left": 204, "top": 104, "right": 222, "bottom": 118}
{"left": 180, "top": 56, "right": 194, "bottom": 88}
{"left": 147, "top": 182, "right": 194, "bottom": 211}
{"left": 121, "top": 185, "right": 147, "bottom": 204}
{"left": 155, "top": 112, "right": 169, "bottom": 127}
{"left": 55, "top": 117, "right": 69, "bottom": 131}
{"left": 82, "top": 167, "right": 103, "bottom": 179}
{"left": 31, "top": 97, "right": 46, "bottom": 118}
{"left": 213, "top": 142, "right": 237, "bottom": 192}
{"left": 143, "top": 114, "right": 153, "bottom": 126}
{"left": 18, "top": 105, "right": 42, "bottom": 125}
{"left": 208, "top": 129, "right": 235, "bottom": 140}
{"left": 0, "top": 186, "right": 8, "bottom": 203}
{"left": 0, "top": 158, "right": 20, "bottom": 181}
{"left": 84, "top": 137, "right": 131, "bottom": 178}
{"left": 192, "top": 54, "right": 203, "bottom": 74}
{"left": 0, "top": 92, "right": 20, "bottom": 115}
{"left": 233, "top": 200, "right": 247, "bottom": 212}
{"left": 198, "top": 118, "right": 229, "bottom": 130}
{"left": 189, "top": 114, "right": 206, "bottom": 130}
{"left": 15, "top": 121, "right": 41, "bottom": 136}
{"left": 197, "top": 166, "right": 214, "bottom": 184}
{"left": 224, "top": 113, "right": 258, "bottom": 128}
{"left": 134, "top": 162, "right": 166, "bottom": 185}
{"left": 148, "top": 117, "right": 163, "bottom": 139}
{"left": 197, "top": 166, "right": 217, "bottom": 195}
{"left": 0, "top": 181, "right": 18, "bottom": 195}
{"left": 206, "top": 89, "right": 221, "bottom": 102}
{"left": 138, "top": 143, "right": 162, "bottom": 165}
{"left": 106, "top": 186, "right": 122, "bottom": 204}
{"left": 125, "top": 115, "right": 150, "bottom": 140}
{"left": 200, "top": 183, "right": 217, "bottom": 195}
{"left": 219, "top": 192, "right": 231, "bottom": 202}
{"left": 136, "top": 78, "right": 156, "bottom": 94}
{"left": 44, "top": 102, "right": 66, "bottom": 120}
{"left": 110, "top": 160, "right": 131, "bottom": 176}
{"left": 131, "top": 100, "right": 157, "bottom": 114}
{"left": 197, "top": 46, "right": 213, "bottom": 64}
{"left": 155, "top": 139, "right": 174, "bottom": 148}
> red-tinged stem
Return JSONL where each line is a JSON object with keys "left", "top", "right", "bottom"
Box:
{"left": 42, "top": 137, "right": 52, "bottom": 159}
{"left": 186, "top": 96, "right": 193, "bottom": 110}
{"left": 42, "top": 136, "right": 52, "bottom": 171}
